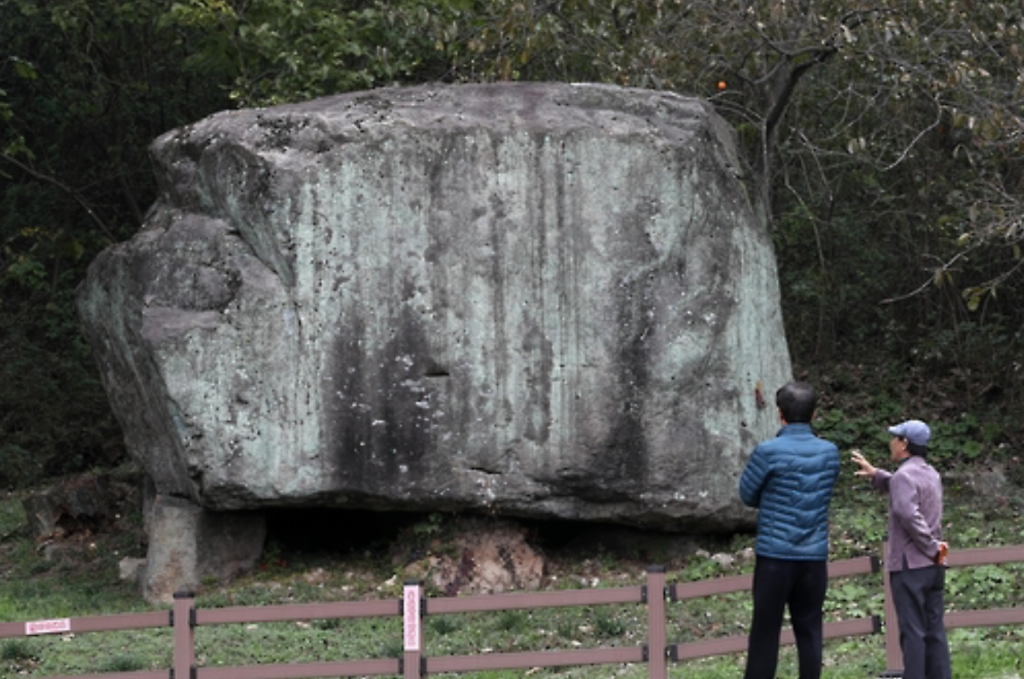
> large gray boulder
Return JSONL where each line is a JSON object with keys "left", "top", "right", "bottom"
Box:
{"left": 77, "top": 82, "right": 791, "bottom": 597}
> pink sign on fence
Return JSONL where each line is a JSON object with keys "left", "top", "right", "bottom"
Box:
{"left": 25, "top": 618, "right": 71, "bottom": 635}
{"left": 403, "top": 584, "right": 420, "bottom": 652}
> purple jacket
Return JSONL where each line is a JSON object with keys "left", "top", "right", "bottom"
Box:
{"left": 872, "top": 455, "right": 944, "bottom": 572}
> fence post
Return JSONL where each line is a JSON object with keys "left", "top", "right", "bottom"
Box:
{"left": 172, "top": 591, "right": 195, "bottom": 679}
{"left": 646, "top": 566, "right": 667, "bottom": 679}
{"left": 880, "top": 539, "right": 903, "bottom": 677}
{"left": 403, "top": 580, "right": 424, "bottom": 679}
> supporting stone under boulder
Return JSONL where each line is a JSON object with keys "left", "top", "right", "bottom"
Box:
{"left": 143, "top": 494, "right": 266, "bottom": 604}
{"left": 77, "top": 82, "right": 792, "bottom": 600}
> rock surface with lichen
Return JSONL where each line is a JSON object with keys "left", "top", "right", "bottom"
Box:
{"left": 77, "top": 82, "right": 791, "bottom": 599}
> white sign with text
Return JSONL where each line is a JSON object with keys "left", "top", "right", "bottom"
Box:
{"left": 26, "top": 618, "right": 71, "bottom": 635}
{"left": 403, "top": 585, "right": 420, "bottom": 651}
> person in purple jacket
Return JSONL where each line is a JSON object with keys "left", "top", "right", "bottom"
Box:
{"left": 739, "top": 381, "right": 841, "bottom": 679}
{"left": 851, "top": 419, "right": 951, "bottom": 679}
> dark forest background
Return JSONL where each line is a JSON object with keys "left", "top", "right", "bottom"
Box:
{"left": 2, "top": 0, "right": 1023, "bottom": 489}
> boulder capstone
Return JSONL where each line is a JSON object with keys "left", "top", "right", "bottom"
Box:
{"left": 77, "top": 82, "right": 791, "bottom": 601}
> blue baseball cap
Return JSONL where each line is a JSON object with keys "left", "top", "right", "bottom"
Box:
{"left": 888, "top": 419, "right": 931, "bottom": 446}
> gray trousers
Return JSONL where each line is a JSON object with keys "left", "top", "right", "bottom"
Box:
{"left": 890, "top": 564, "right": 951, "bottom": 679}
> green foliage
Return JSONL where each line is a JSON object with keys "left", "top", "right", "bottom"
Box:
{"left": 0, "top": 496, "right": 26, "bottom": 538}
{"left": 100, "top": 654, "right": 148, "bottom": 672}
{"left": 0, "top": 444, "right": 45, "bottom": 490}
{"left": 0, "top": 639, "right": 34, "bottom": 662}
{"left": 158, "top": 0, "right": 456, "bottom": 107}
{"left": 824, "top": 580, "right": 873, "bottom": 620}
{"left": 411, "top": 512, "right": 447, "bottom": 538}
{"left": 945, "top": 564, "right": 1023, "bottom": 608}
{"left": 676, "top": 555, "right": 726, "bottom": 583}
{"left": 810, "top": 406, "right": 898, "bottom": 453}
{"left": 829, "top": 489, "right": 888, "bottom": 559}
{"left": 592, "top": 607, "right": 628, "bottom": 639}
{"left": 928, "top": 415, "right": 985, "bottom": 464}
{"left": 255, "top": 538, "right": 289, "bottom": 575}
{"left": 1, "top": 0, "right": 233, "bottom": 482}
{"left": 428, "top": 615, "right": 460, "bottom": 636}
{"left": 947, "top": 633, "right": 1024, "bottom": 679}
{"left": 494, "top": 609, "right": 531, "bottom": 634}
{"left": 774, "top": 205, "right": 903, "bottom": 358}
{"left": 0, "top": 306, "right": 123, "bottom": 485}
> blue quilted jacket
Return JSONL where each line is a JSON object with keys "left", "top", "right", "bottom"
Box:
{"left": 739, "top": 423, "right": 841, "bottom": 560}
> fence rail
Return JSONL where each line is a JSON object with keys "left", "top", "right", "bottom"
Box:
{"left": 2, "top": 544, "right": 1023, "bottom": 679}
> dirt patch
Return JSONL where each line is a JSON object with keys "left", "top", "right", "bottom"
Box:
{"left": 398, "top": 518, "right": 544, "bottom": 595}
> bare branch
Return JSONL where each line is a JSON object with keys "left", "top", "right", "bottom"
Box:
{"left": 0, "top": 152, "right": 115, "bottom": 241}
{"left": 881, "top": 94, "right": 944, "bottom": 171}
{"left": 880, "top": 247, "right": 980, "bottom": 305}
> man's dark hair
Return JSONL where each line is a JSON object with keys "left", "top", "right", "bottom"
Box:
{"left": 906, "top": 440, "right": 929, "bottom": 457}
{"left": 776, "top": 381, "right": 816, "bottom": 424}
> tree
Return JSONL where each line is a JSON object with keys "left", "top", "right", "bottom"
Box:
{"left": 0, "top": 0, "right": 231, "bottom": 483}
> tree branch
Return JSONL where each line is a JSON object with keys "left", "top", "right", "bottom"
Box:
{"left": 760, "top": 10, "right": 882, "bottom": 140}
{"left": 0, "top": 152, "right": 115, "bottom": 241}
{"left": 880, "top": 247, "right": 980, "bottom": 305}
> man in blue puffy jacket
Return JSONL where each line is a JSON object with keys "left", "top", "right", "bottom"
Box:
{"left": 739, "top": 381, "right": 841, "bottom": 679}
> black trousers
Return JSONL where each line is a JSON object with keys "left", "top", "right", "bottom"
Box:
{"left": 890, "top": 565, "right": 951, "bottom": 679}
{"left": 743, "top": 556, "right": 828, "bottom": 679}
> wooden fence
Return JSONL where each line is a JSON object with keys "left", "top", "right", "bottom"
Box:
{"left": 2, "top": 544, "right": 1023, "bottom": 679}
